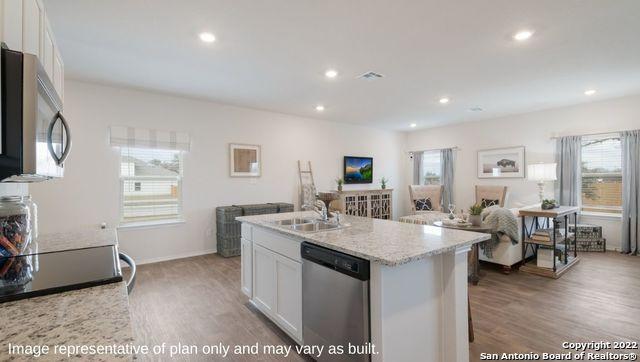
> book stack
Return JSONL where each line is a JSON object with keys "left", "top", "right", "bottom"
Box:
{"left": 530, "top": 228, "right": 566, "bottom": 245}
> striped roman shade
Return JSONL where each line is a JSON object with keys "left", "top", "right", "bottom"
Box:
{"left": 109, "top": 126, "right": 191, "bottom": 151}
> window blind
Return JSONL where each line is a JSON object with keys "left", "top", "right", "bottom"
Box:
{"left": 422, "top": 150, "right": 441, "bottom": 185}
{"left": 109, "top": 126, "right": 191, "bottom": 151}
{"left": 581, "top": 134, "right": 622, "bottom": 214}
{"left": 120, "top": 147, "right": 183, "bottom": 223}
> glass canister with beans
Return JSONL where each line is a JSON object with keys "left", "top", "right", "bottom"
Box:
{"left": 0, "top": 196, "right": 34, "bottom": 291}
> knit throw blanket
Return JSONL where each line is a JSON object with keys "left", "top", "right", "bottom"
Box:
{"left": 480, "top": 206, "right": 519, "bottom": 258}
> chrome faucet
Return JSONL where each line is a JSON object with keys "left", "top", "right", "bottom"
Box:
{"left": 332, "top": 211, "right": 342, "bottom": 225}
{"left": 303, "top": 200, "right": 328, "bottom": 221}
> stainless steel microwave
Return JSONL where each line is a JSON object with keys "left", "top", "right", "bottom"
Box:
{"left": 0, "top": 44, "right": 71, "bottom": 182}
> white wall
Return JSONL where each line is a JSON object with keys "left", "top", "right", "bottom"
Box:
{"left": 406, "top": 94, "right": 640, "bottom": 251}
{"left": 29, "top": 80, "right": 407, "bottom": 264}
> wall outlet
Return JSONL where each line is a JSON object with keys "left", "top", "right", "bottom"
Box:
{"left": 205, "top": 228, "right": 213, "bottom": 237}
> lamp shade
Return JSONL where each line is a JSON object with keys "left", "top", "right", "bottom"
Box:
{"left": 527, "top": 163, "right": 557, "bottom": 181}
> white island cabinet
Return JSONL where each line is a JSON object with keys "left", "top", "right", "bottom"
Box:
{"left": 242, "top": 223, "right": 303, "bottom": 342}
{"left": 238, "top": 212, "right": 490, "bottom": 362}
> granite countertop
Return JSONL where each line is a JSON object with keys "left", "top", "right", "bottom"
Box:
{"left": 237, "top": 211, "right": 491, "bottom": 266}
{"left": 19, "top": 228, "right": 118, "bottom": 256}
{"left": 0, "top": 283, "right": 134, "bottom": 361}
{"left": 1, "top": 228, "right": 134, "bottom": 361}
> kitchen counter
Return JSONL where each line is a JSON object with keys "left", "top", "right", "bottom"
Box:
{"left": 0, "top": 283, "right": 133, "bottom": 360}
{"left": 239, "top": 212, "right": 490, "bottom": 361}
{"left": 19, "top": 227, "right": 118, "bottom": 256}
{"left": 237, "top": 211, "right": 490, "bottom": 266}
{"left": 0, "top": 228, "right": 134, "bottom": 361}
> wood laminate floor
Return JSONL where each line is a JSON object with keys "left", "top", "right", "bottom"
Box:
{"left": 128, "top": 252, "right": 639, "bottom": 361}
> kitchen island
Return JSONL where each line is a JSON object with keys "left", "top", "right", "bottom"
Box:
{"left": 0, "top": 229, "right": 134, "bottom": 361}
{"left": 237, "top": 211, "right": 491, "bottom": 362}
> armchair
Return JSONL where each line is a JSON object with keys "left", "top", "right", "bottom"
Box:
{"left": 408, "top": 185, "right": 443, "bottom": 213}
{"left": 475, "top": 185, "right": 507, "bottom": 208}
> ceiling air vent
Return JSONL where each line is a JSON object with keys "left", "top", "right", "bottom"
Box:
{"left": 358, "top": 71, "right": 384, "bottom": 80}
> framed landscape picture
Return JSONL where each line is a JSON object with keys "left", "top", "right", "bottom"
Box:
{"left": 477, "top": 146, "right": 525, "bottom": 178}
{"left": 230, "top": 143, "right": 261, "bottom": 177}
{"left": 344, "top": 156, "right": 373, "bottom": 184}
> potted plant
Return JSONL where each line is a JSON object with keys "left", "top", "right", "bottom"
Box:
{"left": 335, "top": 178, "right": 344, "bottom": 192}
{"left": 380, "top": 177, "right": 388, "bottom": 189}
{"left": 541, "top": 199, "right": 559, "bottom": 210}
{"left": 468, "top": 204, "right": 484, "bottom": 226}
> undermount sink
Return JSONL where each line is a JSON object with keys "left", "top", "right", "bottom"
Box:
{"left": 271, "top": 217, "right": 346, "bottom": 233}
{"left": 273, "top": 218, "right": 316, "bottom": 226}
{"left": 291, "top": 222, "right": 343, "bottom": 233}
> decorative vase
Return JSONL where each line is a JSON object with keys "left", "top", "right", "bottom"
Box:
{"left": 337, "top": 185, "right": 343, "bottom": 192}
{"left": 469, "top": 214, "right": 482, "bottom": 227}
{"left": 381, "top": 184, "right": 386, "bottom": 190}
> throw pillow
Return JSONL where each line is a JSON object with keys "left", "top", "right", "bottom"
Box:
{"left": 415, "top": 198, "right": 433, "bottom": 211}
{"left": 481, "top": 198, "right": 500, "bottom": 208}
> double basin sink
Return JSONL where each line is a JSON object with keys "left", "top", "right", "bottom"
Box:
{"left": 271, "top": 218, "right": 346, "bottom": 233}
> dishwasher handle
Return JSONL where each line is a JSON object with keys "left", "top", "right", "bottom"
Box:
{"left": 119, "top": 252, "right": 136, "bottom": 294}
{"left": 301, "top": 242, "right": 370, "bottom": 281}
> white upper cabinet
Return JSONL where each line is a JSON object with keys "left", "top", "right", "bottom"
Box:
{"left": 1, "top": 0, "right": 23, "bottom": 50}
{"left": 42, "top": 16, "right": 54, "bottom": 80}
{"left": 53, "top": 48, "right": 63, "bottom": 101}
{"left": 0, "top": 0, "right": 64, "bottom": 103}
{"left": 22, "top": 0, "right": 42, "bottom": 57}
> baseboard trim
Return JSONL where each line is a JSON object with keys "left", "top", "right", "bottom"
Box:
{"left": 135, "top": 248, "right": 217, "bottom": 265}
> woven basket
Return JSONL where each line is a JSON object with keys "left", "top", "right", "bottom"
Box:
{"left": 217, "top": 235, "right": 241, "bottom": 257}
{"left": 215, "top": 206, "right": 243, "bottom": 257}
{"left": 269, "top": 202, "right": 294, "bottom": 213}
{"left": 234, "top": 203, "right": 278, "bottom": 216}
{"left": 215, "top": 203, "right": 294, "bottom": 258}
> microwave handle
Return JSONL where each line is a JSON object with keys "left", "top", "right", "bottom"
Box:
{"left": 47, "top": 112, "right": 72, "bottom": 166}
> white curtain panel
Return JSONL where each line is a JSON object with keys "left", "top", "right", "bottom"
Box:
{"left": 412, "top": 151, "right": 424, "bottom": 185}
{"left": 440, "top": 148, "right": 455, "bottom": 208}
{"left": 621, "top": 130, "right": 640, "bottom": 255}
{"left": 554, "top": 136, "right": 582, "bottom": 206}
{"left": 109, "top": 126, "right": 191, "bottom": 151}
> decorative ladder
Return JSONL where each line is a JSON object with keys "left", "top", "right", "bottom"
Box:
{"left": 297, "top": 161, "right": 316, "bottom": 209}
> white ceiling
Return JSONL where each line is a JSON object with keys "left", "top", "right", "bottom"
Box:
{"left": 43, "top": 0, "right": 640, "bottom": 131}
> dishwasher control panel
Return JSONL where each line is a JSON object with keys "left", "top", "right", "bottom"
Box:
{"left": 301, "top": 242, "right": 370, "bottom": 281}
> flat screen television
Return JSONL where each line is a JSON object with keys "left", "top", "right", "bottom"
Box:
{"left": 343, "top": 156, "right": 373, "bottom": 184}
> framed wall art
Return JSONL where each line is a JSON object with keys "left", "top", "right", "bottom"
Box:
{"left": 477, "top": 146, "right": 525, "bottom": 178}
{"left": 230, "top": 143, "right": 261, "bottom": 177}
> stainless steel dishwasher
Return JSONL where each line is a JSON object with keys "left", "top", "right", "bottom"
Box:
{"left": 301, "top": 242, "right": 370, "bottom": 362}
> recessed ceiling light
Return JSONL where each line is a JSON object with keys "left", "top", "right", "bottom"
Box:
{"left": 325, "top": 69, "right": 338, "bottom": 78}
{"left": 315, "top": 105, "right": 325, "bottom": 112}
{"left": 410, "top": 123, "right": 417, "bottom": 128}
{"left": 513, "top": 30, "right": 533, "bottom": 41}
{"left": 439, "top": 97, "right": 450, "bottom": 104}
{"left": 584, "top": 89, "right": 597, "bottom": 96}
{"left": 199, "top": 32, "right": 216, "bottom": 43}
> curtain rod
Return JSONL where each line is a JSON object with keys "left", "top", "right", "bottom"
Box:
{"left": 549, "top": 130, "right": 627, "bottom": 140}
{"left": 408, "top": 146, "right": 460, "bottom": 154}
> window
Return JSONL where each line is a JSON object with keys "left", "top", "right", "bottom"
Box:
{"left": 581, "top": 135, "right": 622, "bottom": 215}
{"left": 422, "top": 150, "right": 441, "bottom": 185}
{"left": 120, "top": 147, "right": 183, "bottom": 224}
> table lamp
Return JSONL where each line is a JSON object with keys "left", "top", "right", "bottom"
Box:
{"left": 527, "top": 163, "right": 557, "bottom": 203}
